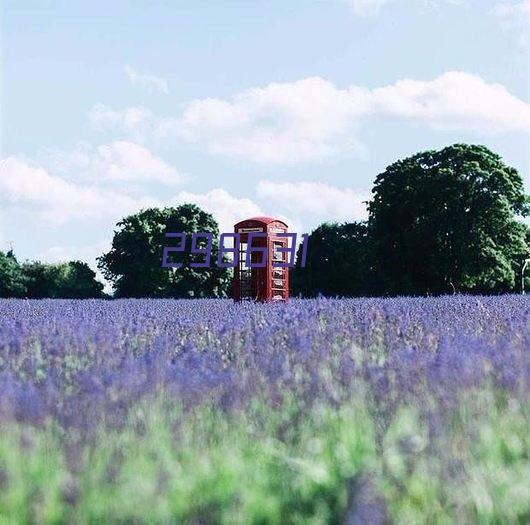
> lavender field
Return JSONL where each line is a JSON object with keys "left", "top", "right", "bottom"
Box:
{"left": 0, "top": 297, "right": 529, "bottom": 524}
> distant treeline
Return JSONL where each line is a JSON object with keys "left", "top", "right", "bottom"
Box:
{"left": 1, "top": 144, "right": 529, "bottom": 298}
{"left": 0, "top": 256, "right": 105, "bottom": 299}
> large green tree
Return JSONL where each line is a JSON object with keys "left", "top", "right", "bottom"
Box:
{"left": 368, "top": 144, "right": 529, "bottom": 295}
{"left": 292, "top": 222, "right": 372, "bottom": 297}
{"left": 98, "top": 205, "right": 230, "bottom": 298}
{"left": 0, "top": 250, "right": 27, "bottom": 297}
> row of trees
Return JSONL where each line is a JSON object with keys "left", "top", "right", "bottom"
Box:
{"left": 97, "top": 144, "right": 529, "bottom": 298}
{"left": 1, "top": 144, "right": 528, "bottom": 298}
{"left": 0, "top": 252, "right": 104, "bottom": 298}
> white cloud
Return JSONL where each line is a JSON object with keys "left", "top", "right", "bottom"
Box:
{"left": 94, "top": 141, "right": 183, "bottom": 184}
{"left": 179, "top": 72, "right": 530, "bottom": 163}
{"left": 90, "top": 72, "right": 530, "bottom": 165}
{"left": 170, "top": 188, "right": 265, "bottom": 235}
{"left": 42, "top": 141, "right": 184, "bottom": 186}
{"left": 90, "top": 77, "right": 369, "bottom": 163}
{"left": 124, "top": 65, "right": 169, "bottom": 94}
{"left": 169, "top": 188, "right": 299, "bottom": 247}
{"left": 257, "top": 181, "right": 369, "bottom": 223}
{"left": 370, "top": 71, "right": 530, "bottom": 132}
{"left": 0, "top": 156, "right": 270, "bottom": 237}
{"left": 176, "top": 77, "right": 369, "bottom": 163}
{"left": 493, "top": 1, "right": 530, "bottom": 48}
{"left": 0, "top": 157, "right": 159, "bottom": 225}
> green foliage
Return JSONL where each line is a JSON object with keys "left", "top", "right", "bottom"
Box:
{"left": 58, "top": 261, "right": 105, "bottom": 299}
{"left": 0, "top": 428, "right": 65, "bottom": 523}
{"left": 98, "top": 204, "right": 230, "bottom": 298}
{"left": 292, "top": 222, "right": 372, "bottom": 297}
{"left": 23, "top": 261, "right": 104, "bottom": 299}
{"left": 368, "top": 144, "right": 529, "bottom": 295}
{"left": 0, "top": 250, "right": 27, "bottom": 298}
{"left": 0, "top": 397, "right": 528, "bottom": 523}
{"left": 1, "top": 251, "right": 103, "bottom": 299}
{"left": 0, "top": 401, "right": 375, "bottom": 524}
{"left": 23, "top": 262, "right": 59, "bottom": 298}
{"left": 379, "top": 399, "right": 530, "bottom": 524}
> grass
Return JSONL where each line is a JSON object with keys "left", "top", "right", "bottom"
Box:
{"left": 0, "top": 394, "right": 528, "bottom": 524}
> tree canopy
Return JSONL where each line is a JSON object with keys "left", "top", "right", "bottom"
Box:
{"left": 98, "top": 204, "right": 230, "bottom": 298}
{"left": 292, "top": 222, "right": 372, "bottom": 297}
{"left": 368, "top": 144, "right": 529, "bottom": 295}
{"left": 0, "top": 251, "right": 27, "bottom": 298}
{"left": 23, "top": 261, "right": 104, "bottom": 299}
{"left": 0, "top": 253, "right": 104, "bottom": 299}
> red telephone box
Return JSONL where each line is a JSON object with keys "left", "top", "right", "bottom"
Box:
{"left": 233, "top": 217, "right": 289, "bottom": 302}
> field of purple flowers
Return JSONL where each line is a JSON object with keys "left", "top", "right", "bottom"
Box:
{"left": 0, "top": 296, "right": 529, "bottom": 523}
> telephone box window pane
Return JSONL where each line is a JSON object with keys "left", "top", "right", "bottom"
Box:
{"left": 272, "top": 241, "right": 285, "bottom": 263}
{"left": 240, "top": 269, "right": 252, "bottom": 298}
{"left": 238, "top": 240, "right": 252, "bottom": 298}
{"left": 239, "top": 242, "right": 249, "bottom": 269}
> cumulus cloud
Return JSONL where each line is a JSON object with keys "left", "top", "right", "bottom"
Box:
{"left": 42, "top": 141, "right": 184, "bottom": 186}
{"left": 257, "top": 181, "right": 369, "bottom": 224}
{"left": 124, "top": 65, "right": 169, "bottom": 94}
{"left": 168, "top": 187, "right": 298, "bottom": 247}
{"left": 370, "top": 71, "right": 530, "bottom": 132}
{"left": 0, "top": 156, "right": 270, "bottom": 235}
{"left": 178, "top": 72, "right": 530, "bottom": 163}
{"left": 176, "top": 77, "right": 370, "bottom": 163}
{"left": 93, "top": 141, "right": 183, "bottom": 184}
{"left": 0, "top": 157, "right": 159, "bottom": 225}
{"left": 90, "top": 71, "right": 530, "bottom": 164}
{"left": 169, "top": 188, "right": 265, "bottom": 235}
{"left": 89, "top": 77, "right": 369, "bottom": 163}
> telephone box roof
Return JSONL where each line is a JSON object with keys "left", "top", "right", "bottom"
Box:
{"left": 234, "top": 216, "right": 288, "bottom": 228}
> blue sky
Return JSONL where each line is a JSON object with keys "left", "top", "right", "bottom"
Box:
{"left": 1, "top": 0, "right": 530, "bottom": 283}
